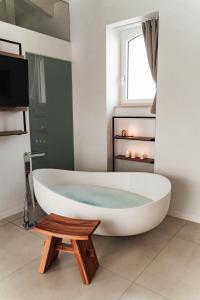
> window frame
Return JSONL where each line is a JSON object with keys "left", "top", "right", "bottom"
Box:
{"left": 120, "top": 26, "right": 154, "bottom": 106}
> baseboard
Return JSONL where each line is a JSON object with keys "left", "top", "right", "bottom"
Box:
{"left": 0, "top": 205, "right": 23, "bottom": 220}
{"left": 169, "top": 209, "right": 200, "bottom": 223}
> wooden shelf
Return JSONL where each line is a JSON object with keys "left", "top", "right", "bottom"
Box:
{"left": 0, "top": 106, "right": 27, "bottom": 112}
{"left": 115, "top": 155, "right": 154, "bottom": 164}
{"left": 0, "top": 130, "right": 27, "bottom": 136}
{"left": 0, "top": 50, "right": 24, "bottom": 59}
{"left": 113, "top": 135, "right": 155, "bottom": 142}
{"left": 113, "top": 116, "right": 156, "bottom": 119}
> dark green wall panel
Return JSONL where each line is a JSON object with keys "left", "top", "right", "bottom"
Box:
{"left": 27, "top": 53, "right": 74, "bottom": 170}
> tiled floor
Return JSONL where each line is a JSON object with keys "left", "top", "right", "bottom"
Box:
{"left": 1, "top": 213, "right": 200, "bottom": 299}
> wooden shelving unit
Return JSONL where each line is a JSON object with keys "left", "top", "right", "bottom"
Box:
{"left": 0, "top": 107, "right": 27, "bottom": 136}
{"left": 112, "top": 116, "right": 156, "bottom": 171}
{"left": 0, "top": 39, "right": 28, "bottom": 137}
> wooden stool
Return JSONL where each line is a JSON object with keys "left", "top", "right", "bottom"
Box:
{"left": 33, "top": 213, "right": 100, "bottom": 285}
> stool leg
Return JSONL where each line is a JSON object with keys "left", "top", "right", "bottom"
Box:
{"left": 39, "top": 236, "right": 62, "bottom": 274}
{"left": 71, "top": 237, "right": 99, "bottom": 284}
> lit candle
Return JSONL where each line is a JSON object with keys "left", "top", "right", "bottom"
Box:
{"left": 125, "top": 150, "right": 131, "bottom": 158}
{"left": 128, "top": 129, "right": 134, "bottom": 137}
{"left": 131, "top": 151, "right": 136, "bottom": 158}
{"left": 140, "top": 152, "right": 147, "bottom": 159}
{"left": 121, "top": 129, "right": 127, "bottom": 137}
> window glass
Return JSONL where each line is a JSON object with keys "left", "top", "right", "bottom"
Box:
{"left": 126, "top": 34, "right": 156, "bottom": 101}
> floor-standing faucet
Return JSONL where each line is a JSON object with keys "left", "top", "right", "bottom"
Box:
{"left": 23, "top": 152, "right": 45, "bottom": 229}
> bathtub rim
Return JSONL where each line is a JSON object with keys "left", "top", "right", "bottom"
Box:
{"left": 33, "top": 169, "right": 171, "bottom": 211}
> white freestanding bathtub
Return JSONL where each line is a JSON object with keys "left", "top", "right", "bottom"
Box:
{"left": 33, "top": 169, "right": 171, "bottom": 236}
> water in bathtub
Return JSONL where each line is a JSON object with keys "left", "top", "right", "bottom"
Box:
{"left": 52, "top": 184, "right": 153, "bottom": 208}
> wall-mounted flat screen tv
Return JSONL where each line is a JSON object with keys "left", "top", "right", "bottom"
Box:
{"left": 0, "top": 55, "right": 29, "bottom": 107}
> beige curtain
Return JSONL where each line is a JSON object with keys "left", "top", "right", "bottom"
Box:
{"left": 142, "top": 19, "right": 159, "bottom": 114}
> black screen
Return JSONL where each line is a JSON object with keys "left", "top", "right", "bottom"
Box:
{"left": 0, "top": 55, "right": 29, "bottom": 107}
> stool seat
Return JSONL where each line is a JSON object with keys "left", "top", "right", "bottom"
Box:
{"left": 33, "top": 213, "right": 100, "bottom": 285}
{"left": 35, "top": 213, "right": 100, "bottom": 240}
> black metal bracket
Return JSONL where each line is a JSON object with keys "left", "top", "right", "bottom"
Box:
{"left": 23, "top": 111, "right": 27, "bottom": 132}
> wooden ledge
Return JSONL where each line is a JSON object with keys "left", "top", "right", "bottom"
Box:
{"left": 0, "top": 50, "right": 24, "bottom": 59}
{"left": 0, "top": 107, "right": 27, "bottom": 112}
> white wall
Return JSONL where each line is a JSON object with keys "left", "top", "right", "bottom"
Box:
{"left": 106, "top": 26, "right": 120, "bottom": 170}
{"left": 70, "top": 0, "right": 200, "bottom": 222}
{"left": 0, "top": 21, "right": 71, "bottom": 219}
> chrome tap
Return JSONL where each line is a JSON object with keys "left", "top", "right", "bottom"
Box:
{"left": 23, "top": 152, "right": 45, "bottom": 229}
{"left": 25, "top": 152, "right": 46, "bottom": 159}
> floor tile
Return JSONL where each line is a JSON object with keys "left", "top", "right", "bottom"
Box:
{"left": 0, "top": 223, "right": 44, "bottom": 281}
{"left": 10, "top": 218, "right": 47, "bottom": 242}
{"left": 11, "top": 217, "right": 24, "bottom": 228}
{"left": 137, "top": 237, "right": 200, "bottom": 300}
{"left": 0, "top": 218, "right": 8, "bottom": 227}
{"left": 93, "top": 229, "right": 172, "bottom": 281}
{"left": 176, "top": 221, "right": 200, "bottom": 244}
{"left": 155, "top": 216, "right": 186, "bottom": 238}
{"left": 120, "top": 284, "right": 169, "bottom": 300}
{"left": 0, "top": 255, "right": 131, "bottom": 300}
{"left": 6, "top": 211, "right": 23, "bottom": 222}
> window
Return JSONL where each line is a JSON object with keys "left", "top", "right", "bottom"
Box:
{"left": 121, "top": 27, "right": 156, "bottom": 104}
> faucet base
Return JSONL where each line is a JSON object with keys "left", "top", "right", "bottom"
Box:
{"left": 23, "top": 152, "right": 46, "bottom": 229}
